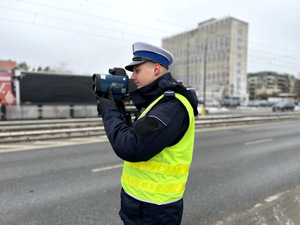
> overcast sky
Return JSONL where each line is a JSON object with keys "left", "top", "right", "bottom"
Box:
{"left": 1, "top": 0, "right": 300, "bottom": 77}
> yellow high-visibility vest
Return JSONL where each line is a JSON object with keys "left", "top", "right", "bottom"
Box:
{"left": 121, "top": 93, "right": 195, "bottom": 205}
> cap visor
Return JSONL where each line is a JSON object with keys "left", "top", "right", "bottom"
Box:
{"left": 125, "top": 59, "right": 148, "bottom": 72}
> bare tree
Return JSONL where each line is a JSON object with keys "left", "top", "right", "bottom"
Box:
{"left": 16, "top": 62, "right": 30, "bottom": 71}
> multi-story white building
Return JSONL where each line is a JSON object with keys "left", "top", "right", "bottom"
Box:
{"left": 248, "top": 71, "right": 296, "bottom": 100}
{"left": 162, "top": 17, "right": 248, "bottom": 101}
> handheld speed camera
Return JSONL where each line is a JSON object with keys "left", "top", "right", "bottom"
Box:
{"left": 92, "top": 67, "right": 136, "bottom": 100}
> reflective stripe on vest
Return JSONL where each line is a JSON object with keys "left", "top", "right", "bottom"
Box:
{"left": 121, "top": 93, "right": 195, "bottom": 205}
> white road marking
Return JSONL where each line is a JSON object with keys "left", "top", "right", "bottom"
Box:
{"left": 264, "top": 193, "right": 282, "bottom": 203}
{"left": 0, "top": 137, "right": 108, "bottom": 153}
{"left": 91, "top": 164, "right": 123, "bottom": 172}
{"left": 245, "top": 138, "right": 273, "bottom": 145}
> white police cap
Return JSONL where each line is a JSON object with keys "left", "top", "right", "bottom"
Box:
{"left": 125, "top": 42, "right": 174, "bottom": 72}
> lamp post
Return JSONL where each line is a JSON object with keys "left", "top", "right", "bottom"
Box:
{"left": 202, "top": 38, "right": 208, "bottom": 117}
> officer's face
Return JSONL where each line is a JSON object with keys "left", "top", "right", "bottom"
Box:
{"left": 131, "top": 62, "right": 156, "bottom": 89}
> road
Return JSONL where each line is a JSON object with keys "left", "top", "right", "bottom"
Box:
{"left": 1, "top": 121, "right": 300, "bottom": 225}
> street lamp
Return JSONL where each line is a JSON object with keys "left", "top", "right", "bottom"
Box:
{"left": 202, "top": 38, "right": 208, "bottom": 117}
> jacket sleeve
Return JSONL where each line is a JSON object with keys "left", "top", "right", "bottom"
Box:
{"left": 101, "top": 96, "right": 189, "bottom": 162}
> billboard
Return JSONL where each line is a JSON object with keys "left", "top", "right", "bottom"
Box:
{"left": 0, "top": 72, "right": 16, "bottom": 105}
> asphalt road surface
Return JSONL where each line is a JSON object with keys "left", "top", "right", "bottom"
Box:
{"left": 1, "top": 120, "right": 300, "bottom": 225}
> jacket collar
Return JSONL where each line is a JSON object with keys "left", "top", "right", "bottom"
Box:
{"left": 129, "top": 72, "right": 199, "bottom": 116}
{"left": 129, "top": 73, "right": 172, "bottom": 110}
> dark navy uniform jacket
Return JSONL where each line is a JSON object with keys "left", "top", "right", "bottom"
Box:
{"left": 101, "top": 72, "right": 198, "bottom": 224}
{"left": 102, "top": 72, "right": 198, "bottom": 162}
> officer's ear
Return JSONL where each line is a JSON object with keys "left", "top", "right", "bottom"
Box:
{"left": 153, "top": 63, "right": 161, "bottom": 76}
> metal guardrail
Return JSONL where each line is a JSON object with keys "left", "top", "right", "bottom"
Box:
{"left": 195, "top": 113, "right": 300, "bottom": 127}
{"left": 1, "top": 112, "right": 300, "bottom": 143}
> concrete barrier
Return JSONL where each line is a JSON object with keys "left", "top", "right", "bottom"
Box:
{"left": 5, "top": 104, "right": 98, "bottom": 120}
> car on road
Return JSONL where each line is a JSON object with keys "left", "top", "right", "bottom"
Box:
{"left": 272, "top": 100, "right": 295, "bottom": 112}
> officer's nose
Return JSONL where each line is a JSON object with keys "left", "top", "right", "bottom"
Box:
{"left": 130, "top": 72, "right": 136, "bottom": 80}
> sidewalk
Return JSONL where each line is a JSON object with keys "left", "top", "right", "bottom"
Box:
{"left": 214, "top": 185, "right": 300, "bottom": 225}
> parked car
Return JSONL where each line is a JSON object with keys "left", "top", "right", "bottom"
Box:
{"left": 198, "top": 98, "right": 220, "bottom": 107}
{"left": 220, "top": 99, "right": 239, "bottom": 107}
{"left": 247, "top": 100, "right": 270, "bottom": 107}
{"left": 247, "top": 100, "right": 260, "bottom": 107}
{"left": 272, "top": 100, "right": 295, "bottom": 112}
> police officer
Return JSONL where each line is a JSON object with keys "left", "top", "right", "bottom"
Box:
{"left": 0, "top": 101, "right": 6, "bottom": 121}
{"left": 97, "top": 42, "right": 198, "bottom": 225}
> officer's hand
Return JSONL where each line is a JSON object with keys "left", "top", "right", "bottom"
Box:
{"left": 97, "top": 86, "right": 115, "bottom": 116}
{"left": 114, "top": 98, "right": 126, "bottom": 115}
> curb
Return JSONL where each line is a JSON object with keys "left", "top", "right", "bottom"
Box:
{"left": 213, "top": 185, "right": 300, "bottom": 225}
